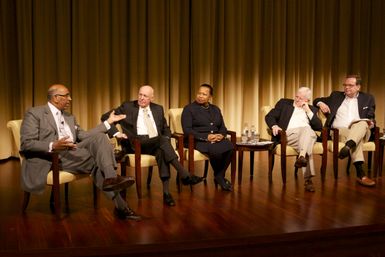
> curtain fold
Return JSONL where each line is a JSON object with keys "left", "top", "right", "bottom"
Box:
{"left": 1, "top": 0, "right": 384, "bottom": 159}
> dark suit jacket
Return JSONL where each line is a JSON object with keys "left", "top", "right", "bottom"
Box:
{"left": 313, "top": 91, "right": 375, "bottom": 128}
{"left": 265, "top": 98, "right": 322, "bottom": 143}
{"left": 181, "top": 101, "right": 233, "bottom": 154}
{"left": 102, "top": 101, "right": 171, "bottom": 151}
{"left": 20, "top": 104, "right": 107, "bottom": 194}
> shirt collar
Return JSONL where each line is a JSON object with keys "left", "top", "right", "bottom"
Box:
{"left": 48, "top": 102, "right": 61, "bottom": 116}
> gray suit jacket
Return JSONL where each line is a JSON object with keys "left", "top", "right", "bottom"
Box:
{"left": 20, "top": 104, "right": 107, "bottom": 194}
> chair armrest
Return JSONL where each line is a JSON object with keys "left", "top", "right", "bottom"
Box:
{"left": 227, "top": 130, "right": 236, "bottom": 145}
{"left": 171, "top": 133, "right": 184, "bottom": 163}
{"left": 21, "top": 150, "right": 60, "bottom": 187}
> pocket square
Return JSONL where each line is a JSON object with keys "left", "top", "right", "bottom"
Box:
{"left": 363, "top": 106, "right": 368, "bottom": 109}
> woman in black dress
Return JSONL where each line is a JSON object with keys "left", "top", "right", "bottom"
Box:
{"left": 181, "top": 84, "right": 234, "bottom": 191}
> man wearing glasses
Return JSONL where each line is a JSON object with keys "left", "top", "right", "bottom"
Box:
{"left": 20, "top": 84, "right": 141, "bottom": 220}
{"left": 314, "top": 75, "right": 376, "bottom": 187}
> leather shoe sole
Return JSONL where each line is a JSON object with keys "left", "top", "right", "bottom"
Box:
{"left": 114, "top": 207, "right": 142, "bottom": 221}
{"left": 103, "top": 176, "right": 135, "bottom": 192}
{"left": 356, "top": 176, "right": 375, "bottom": 187}
{"left": 338, "top": 146, "right": 350, "bottom": 159}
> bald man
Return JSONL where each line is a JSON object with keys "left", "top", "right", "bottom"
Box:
{"left": 102, "top": 85, "right": 204, "bottom": 207}
{"left": 21, "top": 84, "right": 141, "bottom": 220}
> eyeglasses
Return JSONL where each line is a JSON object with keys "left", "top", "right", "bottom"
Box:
{"left": 55, "top": 93, "right": 71, "bottom": 98}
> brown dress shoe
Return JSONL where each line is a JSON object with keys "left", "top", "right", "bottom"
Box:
{"left": 356, "top": 176, "right": 376, "bottom": 187}
{"left": 103, "top": 175, "right": 135, "bottom": 192}
{"left": 295, "top": 156, "right": 308, "bottom": 168}
{"left": 114, "top": 207, "right": 142, "bottom": 221}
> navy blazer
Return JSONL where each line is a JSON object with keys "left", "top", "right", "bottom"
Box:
{"left": 313, "top": 91, "right": 375, "bottom": 128}
{"left": 265, "top": 98, "right": 322, "bottom": 143}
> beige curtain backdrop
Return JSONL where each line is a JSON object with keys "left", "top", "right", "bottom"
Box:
{"left": 1, "top": 0, "right": 384, "bottom": 159}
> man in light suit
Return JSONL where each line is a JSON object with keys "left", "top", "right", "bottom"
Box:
{"left": 101, "top": 85, "right": 204, "bottom": 207}
{"left": 21, "top": 84, "right": 141, "bottom": 220}
{"left": 265, "top": 87, "right": 322, "bottom": 192}
{"left": 314, "top": 74, "right": 376, "bottom": 187}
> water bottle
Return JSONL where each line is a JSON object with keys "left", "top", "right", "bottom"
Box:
{"left": 250, "top": 125, "right": 256, "bottom": 143}
{"left": 241, "top": 123, "right": 249, "bottom": 143}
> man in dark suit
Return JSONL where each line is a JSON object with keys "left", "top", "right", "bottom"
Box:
{"left": 265, "top": 87, "right": 322, "bottom": 192}
{"left": 101, "top": 85, "right": 204, "bottom": 207}
{"left": 20, "top": 84, "right": 141, "bottom": 220}
{"left": 314, "top": 75, "right": 376, "bottom": 187}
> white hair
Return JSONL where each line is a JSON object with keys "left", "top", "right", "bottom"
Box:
{"left": 297, "top": 87, "right": 312, "bottom": 101}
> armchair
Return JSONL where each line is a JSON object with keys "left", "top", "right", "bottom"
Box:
{"left": 168, "top": 108, "right": 237, "bottom": 183}
{"left": 261, "top": 106, "right": 328, "bottom": 183}
{"left": 7, "top": 120, "right": 97, "bottom": 218}
{"left": 329, "top": 126, "right": 380, "bottom": 179}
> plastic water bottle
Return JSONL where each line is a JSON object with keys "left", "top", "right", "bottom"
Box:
{"left": 250, "top": 125, "right": 256, "bottom": 143}
{"left": 241, "top": 123, "right": 249, "bottom": 143}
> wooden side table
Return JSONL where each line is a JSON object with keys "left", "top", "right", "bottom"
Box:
{"left": 236, "top": 139, "right": 274, "bottom": 184}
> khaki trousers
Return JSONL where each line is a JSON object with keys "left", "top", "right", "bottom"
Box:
{"left": 337, "top": 120, "right": 371, "bottom": 163}
{"left": 286, "top": 126, "right": 317, "bottom": 179}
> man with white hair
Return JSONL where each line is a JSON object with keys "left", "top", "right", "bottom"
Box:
{"left": 265, "top": 87, "right": 323, "bottom": 192}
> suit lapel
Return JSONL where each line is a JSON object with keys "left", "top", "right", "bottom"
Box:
{"left": 44, "top": 105, "right": 59, "bottom": 134}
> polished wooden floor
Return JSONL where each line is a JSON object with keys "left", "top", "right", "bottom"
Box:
{"left": 1, "top": 153, "right": 385, "bottom": 257}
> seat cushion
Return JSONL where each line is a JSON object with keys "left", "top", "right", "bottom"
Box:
{"left": 274, "top": 142, "right": 324, "bottom": 156}
{"left": 46, "top": 171, "right": 89, "bottom": 185}
{"left": 184, "top": 149, "right": 209, "bottom": 161}
{"left": 127, "top": 154, "right": 158, "bottom": 167}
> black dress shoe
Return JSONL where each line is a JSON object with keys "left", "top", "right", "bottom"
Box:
{"left": 114, "top": 207, "right": 142, "bottom": 221}
{"left": 294, "top": 156, "right": 308, "bottom": 168}
{"left": 181, "top": 175, "right": 205, "bottom": 185}
{"left": 214, "top": 177, "right": 233, "bottom": 191}
{"left": 163, "top": 193, "right": 176, "bottom": 206}
{"left": 114, "top": 149, "right": 126, "bottom": 162}
{"left": 338, "top": 145, "right": 350, "bottom": 159}
{"left": 103, "top": 175, "right": 135, "bottom": 192}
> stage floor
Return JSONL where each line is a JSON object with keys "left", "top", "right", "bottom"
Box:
{"left": 1, "top": 153, "right": 385, "bottom": 257}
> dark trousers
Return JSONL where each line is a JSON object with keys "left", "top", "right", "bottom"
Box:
{"left": 125, "top": 135, "right": 178, "bottom": 179}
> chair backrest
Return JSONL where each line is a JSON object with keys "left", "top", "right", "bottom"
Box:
{"left": 260, "top": 106, "right": 272, "bottom": 140}
{"left": 168, "top": 108, "right": 184, "bottom": 134}
{"left": 6, "top": 120, "right": 23, "bottom": 162}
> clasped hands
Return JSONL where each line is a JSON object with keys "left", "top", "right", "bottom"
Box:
{"left": 207, "top": 134, "right": 224, "bottom": 143}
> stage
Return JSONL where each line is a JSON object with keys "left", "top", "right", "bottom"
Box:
{"left": 1, "top": 153, "right": 385, "bottom": 257}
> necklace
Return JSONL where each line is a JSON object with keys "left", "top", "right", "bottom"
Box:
{"left": 200, "top": 103, "right": 210, "bottom": 109}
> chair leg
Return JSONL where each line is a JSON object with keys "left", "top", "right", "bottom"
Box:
{"left": 268, "top": 152, "right": 274, "bottom": 183}
{"left": 135, "top": 165, "right": 142, "bottom": 198}
{"left": 203, "top": 160, "right": 209, "bottom": 178}
{"left": 294, "top": 167, "right": 298, "bottom": 179}
{"left": 22, "top": 191, "right": 31, "bottom": 213}
{"left": 93, "top": 183, "right": 98, "bottom": 208}
{"left": 367, "top": 151, "right": 373, "bottom": 175}
{"left": 281, "top": 155, "right": 287, "bottom": 184}
{"left": 64, "top": 183, "right": 69, "bottom": 206}
{"left": 146, "top": 166, "right": 153, "bottom": 188}
{"left": 346, "top": 156, "right": 351, "bottom": 175}
{"left": 333, "top": 150, "right": 338, "bottom": 179}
